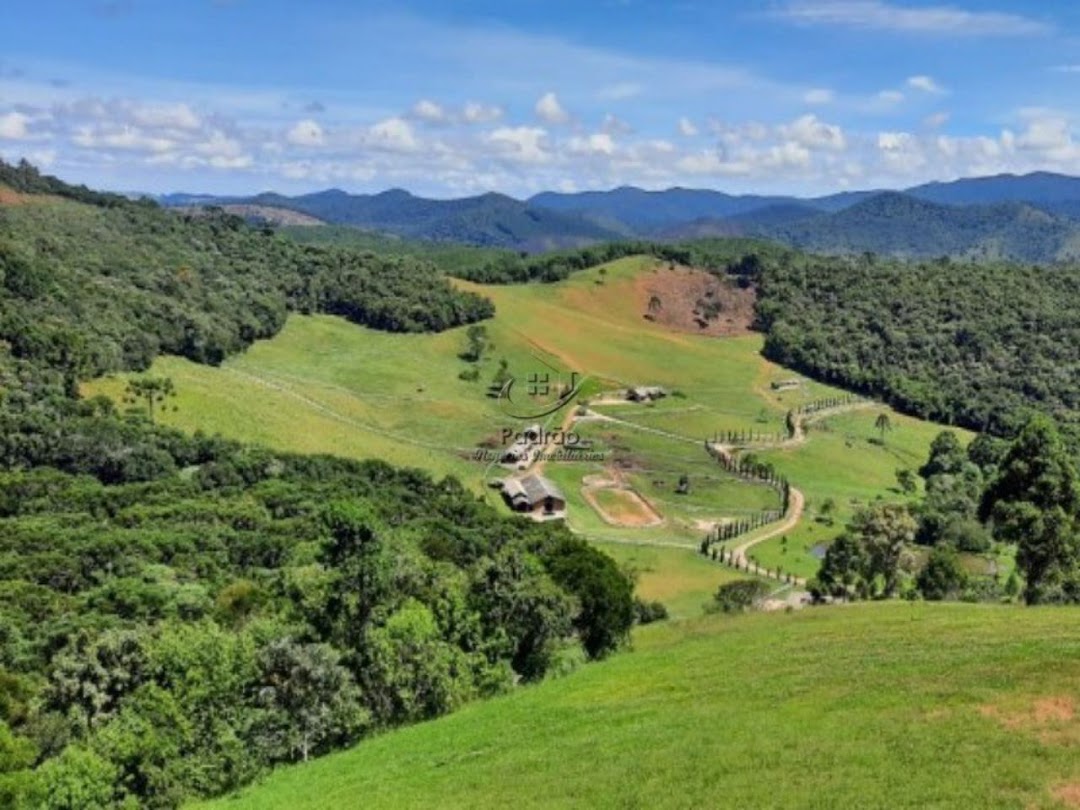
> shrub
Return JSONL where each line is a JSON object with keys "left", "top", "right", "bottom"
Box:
{"left": 712, "top": 580, "right": 771, "bottom": 614}
{"left": 633, "top": 599, "right": 669, "bottom": 625}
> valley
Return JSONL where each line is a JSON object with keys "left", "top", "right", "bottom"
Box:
{"left": 86, "top": 255, "right": 983, "bottom": 591}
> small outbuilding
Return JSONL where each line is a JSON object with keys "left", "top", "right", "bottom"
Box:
{"left": 627, "top": 386, "right": 667, "bottom": 402}
{"left": 501, "top": 473, "right": 566, "bottom": 519}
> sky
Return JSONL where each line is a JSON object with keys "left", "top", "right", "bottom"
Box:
{"left": 3, "top": 0, "right": 1080, "bottom": 198}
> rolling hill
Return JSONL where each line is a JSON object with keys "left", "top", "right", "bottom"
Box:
{"left": 766, "top": 192, "right": 1080, "bottom": 263}
{"left": 194, "top": 602, "right": 1080, "bottom": 810}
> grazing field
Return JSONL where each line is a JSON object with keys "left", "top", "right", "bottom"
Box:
{"left": 86, "top": 256, "right": 963, "bottom": 580}
{"left": 194, "top": 603, "right": 1080, "bottom": 810}
{"left": 593, "top": 540, "right": 753, "bottom": 618}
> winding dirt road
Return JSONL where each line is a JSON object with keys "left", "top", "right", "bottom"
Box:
{"left": 710, "top": 401, "right": 874, "bottom": 588}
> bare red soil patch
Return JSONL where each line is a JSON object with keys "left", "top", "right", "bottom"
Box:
{"left": 581, "top": 467, "right": 663, "bottom": 528}
{"left": 0, "top": 186, "right": 31, "bottom": 205}
{"left": 635, "top": 265, "right": 756, "bottom": 337}
{"left": 1052, "top": 783, "right": 1080, "bottom": 808}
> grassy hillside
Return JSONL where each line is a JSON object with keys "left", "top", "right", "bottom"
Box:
{"left": 195, "top": 603, "right": 1080, "bottom": 810}
{"left": 86, "top": 256, "right": 965, "bottom": 577}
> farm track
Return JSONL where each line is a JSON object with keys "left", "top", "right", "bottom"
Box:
{"left": 709, "top": 401, "right": 875, "bottom": 588}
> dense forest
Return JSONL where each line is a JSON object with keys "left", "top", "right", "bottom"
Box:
{"left": 0, "top": 163, "right": 635, "bottom": 808}
{"left": 0, "top": 159, "right": 493, "bottom": 383}
{"left": 753, "top": 252, "right": 1080, "bottom": 438}
{"left": 442, "top": 237, "right": 780, "bottom": 284}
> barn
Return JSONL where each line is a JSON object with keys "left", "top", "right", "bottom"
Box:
{"left": 501, "top": 473, "right": 566, "bottom": 519}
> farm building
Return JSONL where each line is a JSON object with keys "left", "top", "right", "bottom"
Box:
{"left": 501, "top": 473, "right": 566, "bottom": 520}
{"left": 627, "top": 386, "right": 667, "bottom": 402}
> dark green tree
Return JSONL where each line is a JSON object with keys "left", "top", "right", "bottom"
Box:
{"left": 980, "top": 416, "right": 1080, "bottom": 603}
{"left": 917, "top": 545, "right": 968, "bottom": 601}
{"left": 122, "top": 376, "right": 176, "bottom": 423}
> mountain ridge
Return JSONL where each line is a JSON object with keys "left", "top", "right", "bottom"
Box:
{"left": 156, "top": 170, "right": 1080, "bottom": 258}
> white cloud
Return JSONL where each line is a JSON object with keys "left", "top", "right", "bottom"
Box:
{"left": 907, "top": 75, "right": 946, "bottom": 94}
{"left": 772, "top": 1, "right": 1050, "bottom": 37}
{"left": 763, "top": 141, "right": 812, "bottom": 168}
{"left": 1014, "top": 116, "right": 1079, "bottom": 160}
{"left": 462, "top": 101, "right": 503, "bottom": 124}
{"left": 677, "top": 117, "right": 699, "bottom": 137}
{"left": 535, "top": 91, "right": 570, "bottom": 125}
{"left": 412, "top": 99, "right": 447, "bottom": 123}
{"left": 878, "top": 131, "right": 915, "bottom": 151}
{"left": 285, "top": 119, "right": 324, "bottom": 147}
{"left": 803, "top": 88, "right": 834, "bottom": 105}
{"left": 72, "top": 125, "right": 174, "bottom": 153}
{"left": 676, "top": 150, "right": 750, "bottom": 176}
{"left": 601, "top": 113, "right": 633, "bottom": 135}
{"left": 0, "top": 112, "right": 32, "bottom": 140}
{"left": 778, "top": 114, "right": 846, "bottom": 151}
{"left": 876, "top": 89, "right": 905, "bottom": 106}
{"left": 487, "top": 126, "right": 550, "bottom": 163}
{"left": 368, "top": 117, "right": 418, "bottom": 151}
{"left": 128, "top": 102, "right": 201, "bottom": 131}
{"left": 568, "top": 132, "right": 616, "bottom": 156}
{"left": 194, "top": 130, "right": 246, "bottom": 159}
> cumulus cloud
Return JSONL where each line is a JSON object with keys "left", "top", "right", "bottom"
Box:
{"left": 72, "top": 125, "right": 174, "bottom": 153}
{"left": 128, "top": 102, "right": 201, "bottom": 131}
{"left": 907, "top": 75, "right": 946, "bottom": 94}
{"left": 535, "top": 92, "right": 570, "bottom": 125}
{"left": 411, "top": 99, "right": 447, "bottom": 123}
{"left": 568, "top": 132, "right": 616, "bottom": 156}
{"left": 368, "top": 117, "right": 418, "bottom": 151}
{"left": 462, "top": 101, "right": 503, "bottom": 124}
{"left": 285, "top": 119, "right": 324, "bottom": 147}
{"left": 487, "top": 126, "right": 550, "bottom": 163}
{"left": 601, "top": 113, "right": 633, "bottom": 135}
{"left": 0, "top": 112, "right": 32, "bottom": 140}
{"left": 778, "top": 114, "right": 846, "bottom": 151}
{"left": 677, "top": 117, "right": 699, "bottom": 137}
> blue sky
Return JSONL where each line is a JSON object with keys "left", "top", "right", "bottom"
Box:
{"left": 2, "top": 0, "right": 1080, "bottom": 196}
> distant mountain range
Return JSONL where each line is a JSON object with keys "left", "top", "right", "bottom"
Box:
{"left": 160, "top": 171, "right": 1080, "bottom": 261}
{"left": 163, "top": 188, "right": 613, "bottom": 252}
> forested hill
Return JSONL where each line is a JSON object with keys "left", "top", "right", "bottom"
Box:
{"left": 167, "top": 187, "right": 621, "bottom": 251}
{"left": 0, "top": 164, "right": 637, "bottom": 808}
{"left": 763, "top": 192, "right": 1080, "bottom": 264}
{"left": 0, "top": 159, "right": 494, "bottom": 382}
